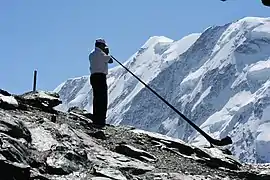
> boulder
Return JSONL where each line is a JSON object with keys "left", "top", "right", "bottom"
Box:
{"left": 93, "top": 167, "right": 127, "bottom": 180}
{"left": 115, "top": 143, "right": 157, "bottom": 162}
{"left": 68, "top": 106, "right": 94, "bottom": 120}
{"left": 0, "top": 160, "right": 30, "bottom": 180}
{"left": 16, "top": 91, "right": 62, "bottom": 112}
{"left": 0, "top": 89, "right": 19, "bottom": 110}
{"left": 0, "top": 89, "right": 11, "bottom": 96}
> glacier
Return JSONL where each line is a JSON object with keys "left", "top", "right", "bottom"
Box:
{"left": 54, "top": 16, "right": 270, "bottom": 164}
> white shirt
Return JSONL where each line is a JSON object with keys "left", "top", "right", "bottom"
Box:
{"left": 89, "top": 47, "right": 111, "bottom": 75}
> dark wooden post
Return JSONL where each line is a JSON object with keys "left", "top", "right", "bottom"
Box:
{"left": 33, "top": 70, "right": 37, "bottom": 92}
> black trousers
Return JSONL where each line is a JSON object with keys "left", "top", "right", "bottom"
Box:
{"left": 90, "top": 73, "right": 108, "bottom": 125}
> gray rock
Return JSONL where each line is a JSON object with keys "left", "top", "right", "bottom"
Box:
{"left": 152, "top": 173, "right": 225, "bottom": 180}
{"left": 0, "top": 93, "right": 269, "bottom": 180}
{"left": 17, "top": 91, "right": 62, "bottom": 112}
{"left": 133, "top": 129, "right": 241, "bottom": 170}
{"left": 88, "top": 130, "right": 107, "bottom": 140}
{"left": 0, "top": 93, "right": 19, "bottom": 110}
{"left": 0, "top": 160, "right": 31, "bottom": 180}
{"left": 91, "top": 177, "right": 113, "bottom": 180}
{"left": 68, "top": 106, "right": 94, "bottom": 120}
{"left": 93, "top": 167, "right": 127, "bottom": 180}
{"left": 46, "top": 152, "right": 79, "bottom": 175}
{"left": 115, "top": 144, "right": 157, "bottom": 162}
{"left": 0, "top": 89, "right": 11, "bottom": 96}
{"left": 0, "top": 117, "right": 32, "bottom": 142}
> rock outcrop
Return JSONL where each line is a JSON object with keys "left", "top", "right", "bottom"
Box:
{"left": 0, "top": 89, "right": 269, "bottom": 179}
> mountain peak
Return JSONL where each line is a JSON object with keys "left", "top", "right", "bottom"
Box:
{"left": 237, "top": 16, "right": 270, "bottom": 23}
{"left": 141, "top": 36, "right": 173, "bottom": 49}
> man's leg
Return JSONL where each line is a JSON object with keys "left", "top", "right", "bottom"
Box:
{"left": 99, "top": 74, "right": 108, "bottom": 125}
{"left": 90, "top": 74, "right": 99, "bottom": 124}
{"left": 90, "top": 73, "right": 107, "bottom": 126}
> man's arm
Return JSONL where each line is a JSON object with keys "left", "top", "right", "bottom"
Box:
{"left": 98, "top": 51, "right": 112, "bottom": 63}
{"left": 104, "top": 46, "right": 113, "bottom": 64}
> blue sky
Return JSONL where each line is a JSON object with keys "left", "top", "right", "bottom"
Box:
{"left": 0, "top": 0, "right": 269, "bottom": 94}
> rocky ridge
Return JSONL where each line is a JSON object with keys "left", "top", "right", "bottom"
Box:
{"left": 0, "top": 89, "right": 269, "bottom": 180}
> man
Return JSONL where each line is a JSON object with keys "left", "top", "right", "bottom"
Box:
{"left": 89, "top": 38, "right": 113, "bottom": 127}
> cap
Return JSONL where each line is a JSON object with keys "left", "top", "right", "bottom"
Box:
{"left": 95, "top": 38, "right": 107, "bottom": 45}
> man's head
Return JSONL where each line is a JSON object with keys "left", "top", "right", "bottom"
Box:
{"left": 95, "top": 38, "right": 109, "bottom": 55}
{"left": 95, "top": 38, "right": 107, "bottom": 49}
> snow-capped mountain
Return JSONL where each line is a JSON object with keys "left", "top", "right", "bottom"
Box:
{"left": 54, "top": 17, "right": 270, "bottom": 164}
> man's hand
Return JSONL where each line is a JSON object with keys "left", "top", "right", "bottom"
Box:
{"left": 104, "top": 47, "right": 109, "bottom": 55}
{"left": 104, "top": 46, "right": 113, "bottom": 63}
{"left": 102, "top": 46, "right": 113, "bottom": 63}
{"left": 108, "top": 58, "right": 113, "bottom": 64}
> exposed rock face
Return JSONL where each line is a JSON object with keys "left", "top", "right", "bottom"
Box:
{"left": 0, "top": 89, "right": 269, "bottom": 179}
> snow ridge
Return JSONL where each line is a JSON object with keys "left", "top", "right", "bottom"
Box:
{"left": 55, "top": 17, "right": 270, "bottom": 163}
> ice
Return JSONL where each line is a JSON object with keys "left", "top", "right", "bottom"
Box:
{"left": 257, "top": 122, "right": 270, "bottom": 142}
{"left": 163, "top": 33, "right": 201, "bottom": 62}
{"left": 256, "top": 122, "right": 270, "bottom": 162}
{"left": 192, "top": 90, "right": 253, "bottom": 145}
{"left": 161, "top": 117, "right": 179, "bottom": 132}
{"left": 180, "top": 67, "right": 205, "bottom": 92}
{"left": 192, "top": 86, "right": 211, "bottom": 112}
{"left": 140, "top": 36, "right": 173, "bottom": 49}
{"left": 54, "top": 81, "right": 66, "bottom": 92}
{"left": 250, "top": 18, "right": 270, "bottom": 39}
{"left": 247, "top": 59, "right": 270, "bottom": 82}
{"left": 68, "top": 79, "right": 90, "bottom": 108}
